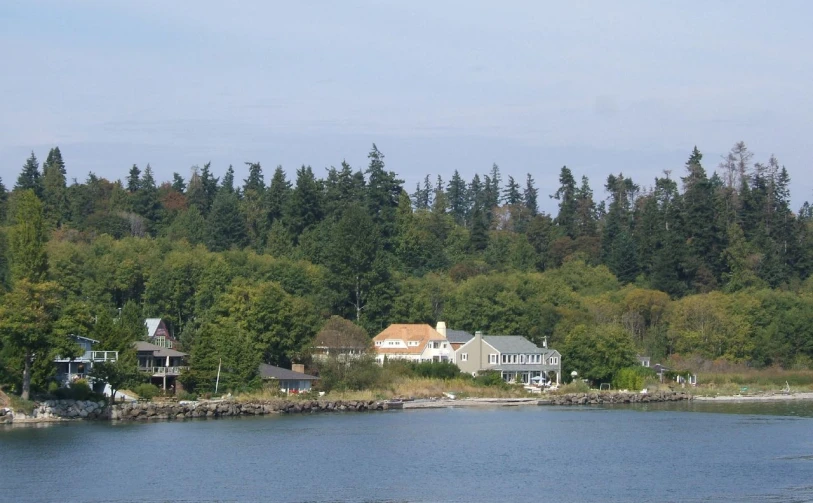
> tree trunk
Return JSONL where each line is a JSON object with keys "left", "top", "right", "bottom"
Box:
{"left": 22, "top": 351, "right": 32, "bottom": 401}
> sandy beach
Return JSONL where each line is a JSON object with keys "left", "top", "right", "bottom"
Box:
{"left": 694, "top": 392, "right": 813, "bottom": 402}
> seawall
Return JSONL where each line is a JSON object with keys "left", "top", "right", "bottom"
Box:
{"left": 540, "top": 390, "right": 691, "bottom": 405}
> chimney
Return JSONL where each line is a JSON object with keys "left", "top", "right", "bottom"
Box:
{"left": 291, "top": 363, "right": 305, "bottom": 374}
{"left": 543, "top": 336, "right": 547, "bottom": 349}
{"left": 475, "top": 331, "right": 483, "bottom": 370}
{"left": 436, "top": 321, "right": 447, "bottom": 338}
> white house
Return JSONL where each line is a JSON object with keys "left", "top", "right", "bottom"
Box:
{"left": 54, "top": 335, "right": 118, "bottom": 386}
{"left": 372, "top": 324, "right": 454, "bottom": 364}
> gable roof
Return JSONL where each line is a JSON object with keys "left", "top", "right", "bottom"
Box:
{"left": 134, "top": 341, "right": 187, "bottom": 358}
{"left": 482, "top": 335, "right": 544, "bottom": 354}
{"left": 446, "top": 329, "right": 474, "bottom": 344}
{"left": 145, "top": 318, "right": 162, "bottom": 338}
{"left": 258, "top": 363, "right": 318, "bottom": 381}
{"left": 373, "top": 324, "right": 445, "bottom": 355}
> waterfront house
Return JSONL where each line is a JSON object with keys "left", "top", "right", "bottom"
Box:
{"left": 312, "top": 327, "right": 370, "bottom": 362}
{"left": 372, "top": 324, "right": 454, "bottom": 364}
{"left": 135, "top": 341, "right": 188, "bottom": 391}
{"left": 434, "top": 322, "right": 473, "bottom": 353}
{"left": 259, "top": 363, "right": 318, "bottom": 393}
{"left": 637, "top": 355, "right": 651, "bottom": 368}
{"left": 145, "top": 318, "right": 177, "bottom": 349}
{"left": 54, "top": 335, "right": 119, "bottom": 386}
{"left": 454, "top": 331, "right": 562, "bottom": 385}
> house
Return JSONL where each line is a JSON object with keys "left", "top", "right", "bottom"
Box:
{"left": 652, "top": 363, "right": 697, "bottom": 385}
{"left": 135, "top": 341, "right": 188, "bottom": 391}
{"left": 312, "top": 323, "right": 370, "bottom": 362}
{"left": 54, "top": 335, "right": 119, "bottom": 386}
{"left": 259, "top": 363, "right": 318, "bottom": 393}
{"left": 372, "top": 324, "right": 454, "bottom": 364}
{"left": 454, "top": 331, "right": 562, "bottom": 385}
{"left": 637, "top": 355, "right": 651, "bottom": 368}
{"left": 435, "top": 322, "right": 473, "bottom": 352}
{"left": 145, "top": 318, "right": 178, "bottom": 349}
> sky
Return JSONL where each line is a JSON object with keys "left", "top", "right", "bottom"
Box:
{"left": 2, "top": 1, "right": 812, "bottom": 213}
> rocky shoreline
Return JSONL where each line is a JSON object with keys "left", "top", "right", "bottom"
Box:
{"left": 1, "top": 391, "right": 693, "bottom": 425}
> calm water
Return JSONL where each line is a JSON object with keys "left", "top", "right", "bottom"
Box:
{"left": 2, "top": 402, "right": 813, "bottom": 503}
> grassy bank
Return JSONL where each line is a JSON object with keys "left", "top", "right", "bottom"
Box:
{"left": 690, "top": 369, "right": 813, "bottom": 396}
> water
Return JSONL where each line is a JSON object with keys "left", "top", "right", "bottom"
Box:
{"left": 3, "top": 402, "right": 813, "bottom": 503}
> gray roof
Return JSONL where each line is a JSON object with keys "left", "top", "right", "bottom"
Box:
{"left": 145, "top": 318, "right": 162, "bottom": 338}
{"left": 482, "top": 335, "right": 545, "bottom": 354}
{"left": 446, "top": 329, "right": 474, "bottom": 344}
{"left": 134, "top": 341, "right": 187, "bottom": 358}
{"left": 259, "top": 363, "right": 318, "bottom": 381}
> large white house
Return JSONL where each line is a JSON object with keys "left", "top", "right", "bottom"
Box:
{"left": 372, "top": 324, "right": 454, "bottom": 364}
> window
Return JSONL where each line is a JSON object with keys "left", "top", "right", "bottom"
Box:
{"left": 488, "top": 354, "right": 497, "bottom": 364}
{"left": 512, "top": 354, "right": 517, "bottom": 364}
{"left": 502, "top": 354, "right": 508, "bottom": 363}
{"left": 461, "top": 353, "right": 468, "bottom": 362}
{"left": 520, "top": 354, "right": 525, "bottom": 364}
{"left": 550, "top": 356, "right": 559, "bottom": 365}
{"left": 375, "top": 341, "right": 382, "bottom": 346}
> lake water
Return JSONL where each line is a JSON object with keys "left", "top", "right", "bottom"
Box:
{"left": 3, "top": 401, "right": 813, "bottom": 503}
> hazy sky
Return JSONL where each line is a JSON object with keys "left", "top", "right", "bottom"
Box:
{"left": 2, "top": 1, "right": 812, "bottom": 213}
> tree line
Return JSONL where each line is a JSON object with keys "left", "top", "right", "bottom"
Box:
{"left": 2, "top": 142, "right": 813, "bottom": 396}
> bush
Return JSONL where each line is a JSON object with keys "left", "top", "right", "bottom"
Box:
{"left": 54, "top": 379, "right": 94, "bottom": 400}
{"left": 412, "top": 361, "right": 461, "bottom": 380}
{"left": 613, "top": 366, "right": 656, "bottom": 391}
{"left": 557, "top": 381, "right": 590, "bottom": 394}
{"left": 473, "top": 370, "right": 505, "bottom": 387}
{"left": 176, "top": 391, "right": 198, "bottom": 401}
{"left": 133, "top": 383, "right": 160, "bottom": 400}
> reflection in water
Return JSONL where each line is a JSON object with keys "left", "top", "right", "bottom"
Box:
{"left": 2, "top": 403, "right": 813, "bottom": 503}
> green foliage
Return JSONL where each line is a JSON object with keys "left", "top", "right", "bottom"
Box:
{"left": 473, "top": 370, "right": 506, "bottom": 387}
{"left": 133, "top": 383, "right": 160, "bottom": 400}
{"left": 54, "top": 379, "right": 94, "bottom": 401}
{"left": 412, "top": 361, "right": 461, "bottom": 379}
{"left": 612, "top": 366, "right": 656, "bottom": 390}
{"left": 562, "top": 324, "right": 637, "bottom": 385}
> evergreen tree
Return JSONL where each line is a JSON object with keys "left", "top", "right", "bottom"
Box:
{"left": 364, "top": 144, "right": 403, "bottom": 248}
{"left": 0, "top": 177, "right": 7, "bottom": 222}
{"left": 523, "top": 174, "right": 538, "bottom": 216}
{"left": 446, "top": 170, "right": 468, "bottom": 225}
{"left": 412, "top": 175, "right": 432, "bottom": 210}
{"left": 171, "top": 172, "right": 187, "bottom": 193}
{"left": 681, "top": 146, "right": 719, "bottom": 281}
{"left": 133, "top": 164, "right": 161, "bottom": 229}
{"left": 16, "top": 152, "right": 42, "bottom": 198}
{"left": 504, "top": 176, "right": 522, "bottom": 205}
{"left": 243, "top": 162, "right": 265, "bottom": 194}
{"left": 287, "top": 165, "right": 323, "bottom": 239}
{"left": 41, "top": 148, "right": 69, "bottom": 227}
{"left": 553, "top": 166, "right": 578, "bottom": 237}
{"left": 574, "top": 176, "right": 598, "bottom": 237}
{"left": 221, "top": 165, "right": 235, "bottom": 194}
{"left": 200, "top": 162, "right": 219, "bottom": 211}
{"left": 266, "top": 165, "right": 291, "bottom": 224}
{"left": 126, "top": 164, "right": 141, "bottom": 192}
{"left": 467, "top": 174, "right": 484, "bottom": 227}
{"left": 206, "top": 190, "right": 248, "bottom": 251}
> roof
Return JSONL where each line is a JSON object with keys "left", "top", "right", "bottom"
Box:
{"left": 70, "top": 335, "right": 100, "bottom": 344}
{"left": 482, "top": 335, "right": 545, "bottom": 354}
{"left": 134, "top": 341, "right": 187, "bottom": 358}
{"left": 258, "top": 363, "right": 318, "bottom": 381}
{"left": 373, "top": 324, "right": 445, "bottom": 355}
{"left": 446, "top": 329, "right": 474, "bottom": 344}
{"left": 145, "top": 318, "right": 162, "bottom": 338}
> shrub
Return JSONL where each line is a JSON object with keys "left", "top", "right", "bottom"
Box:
{"left": 557, "top": 381, "right": 590, "bottom": 394}
{"left": 412, "top": 361, "right": 461, "bottom": 380}
{"left": 176, "top": 391, "right": 198, "bottom": 401}
{"left": 133, "top": 383, "right": 160, "bottom": 400}
{"left": 473, "top": 370, "right": 505, "bottom": 387}
{"left": 613, "top": 366, "right": 656, "bottom": 391}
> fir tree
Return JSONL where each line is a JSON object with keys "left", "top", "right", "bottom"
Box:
{"left": 266, "top": 165, "right": 291, "bottom": 224}
{"left": 504, "top": 175, "right": 522, "bottom": 205}
{"left": 42, "top": 148, "right": 69, "bottom": 227}
{"left": 206, "top": 190, "right": 247, "bottom": 251}
{"left": 446, "top": 170, "right": 468, "bottom": 225}
{"left": 523, "top": 174, "right": 538, "bottom": 216}
{"left": 553, "top": 166, "right": 578, "bottom": 238}
{"left": 16, "top": 152, "right": 42, "bottom": 198}
{"left": 126, "top": 164, "right": 141, "bottom": 192}
{"left": 243, "top": 162, "right": 265, "bottom": 194}
{"left": 171, "top": 173, "right": 187, "bottom": 193}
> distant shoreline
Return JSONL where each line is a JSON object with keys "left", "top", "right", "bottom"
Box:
{"left": 694, "top": 392, "right": 813, "bottom": 402}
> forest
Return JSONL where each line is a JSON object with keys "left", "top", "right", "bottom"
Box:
{"left": 2, "top": 142, "right": 813, "bottom": 397}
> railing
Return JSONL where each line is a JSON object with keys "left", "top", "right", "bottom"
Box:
{"left": 139, "top": 366, "right": 189, "bottom": 375}
{"left": 88, "top": 351, "right": 118, "bottom": 362}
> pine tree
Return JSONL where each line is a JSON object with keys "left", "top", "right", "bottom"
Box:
{"left": 126, "top": 164, "right": 141, "bottom": 192}
{"left": 523, "top": 174, "right": 538, "bottom": 216}
{"left": 574, "top": 176, "right": 598, "bottom": 237}
{"left": 467, "top": 174, "right": 484, "bottom": 227}
{"left": 365, "top": 144, "right": 403, "bottom": 248}
{"left": 446, "top": 170, "right": 468, "bottom": 225}
{"left": 243, "top": 162, "right": 265, "bottom": 194}
{"left": 503, "top": 176, "right": 522, "bottom": 205}
{"left": 0, "top": 177, "right": 7, "bottom": 222}
{"left": 287, "top": 165, "right": 323, "bottom": 239}
{"left": 16, "top": 152, "right": 42, "bottom": 198}
{"left": 41, "top": 148, "right": 69, "bottom": 227}
{"left": 200, "top": 162, "right": 219, "bottom": 210}
{"left": 266, "top": 165, "right": 291, "bottom": 224}
{"left": 133, "top": 164, "right": 161, "bottom": 229}
{"left": 221, "top": 165, "right": 235, "bottom": 194}
{"left": 411, "top": 175, "right": 432, "bottom": 210}
{"left": 553, "top": 166, "right": 578, "bottom": 238}
{"left": 171, "top": 173, "right": 187, "bottom": 193}
{"left": 205, "top": 190, "right": 248, "bottom": 251}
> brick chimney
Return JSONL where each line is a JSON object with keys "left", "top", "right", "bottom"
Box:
{"left": 291, "top": 363, "right": 305, "bottom": 374}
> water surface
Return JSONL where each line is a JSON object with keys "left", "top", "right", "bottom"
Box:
{"left": 2, "top": 402, "right": 813, "bottom": 503}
